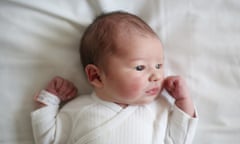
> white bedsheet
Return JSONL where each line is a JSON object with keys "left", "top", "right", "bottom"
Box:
{"left": 0, "top": 0, "right": 239, "bottom": 144}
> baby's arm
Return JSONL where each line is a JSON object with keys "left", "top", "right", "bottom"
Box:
{"left": 164, "top": 76, "right": 195, "bottom": 117}
{"left": 32, "top": 76, "right": 78, "bottom": 144}
{"left": 163, "top": 76, "right": 197, "bottom": 144}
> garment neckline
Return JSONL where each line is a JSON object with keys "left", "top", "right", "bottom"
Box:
{"left": 91, "top": 92, "right": 125, "bottom": 112}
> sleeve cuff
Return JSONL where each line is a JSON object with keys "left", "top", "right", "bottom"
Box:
{"left": 168, "top": 105, "right": 198, "bottom": 143}
{"left": 171, "top": 105, "right": 198, "bottom": 126}
{"left": 35, "top": 90, "right": 60, "bottom": 106}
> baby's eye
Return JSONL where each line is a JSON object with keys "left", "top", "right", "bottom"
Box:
{"left": 155, "top": 64, "right": 162, "bottom": 69}
{"left": 135, "top": 65, "right": 145, "bottom": 71}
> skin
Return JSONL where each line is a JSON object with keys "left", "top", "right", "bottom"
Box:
{"left": 36, "top": 35, "right": 195, "bottom": 117}
{"left": 86, "top": 34, "right": 195, "bottom": 117}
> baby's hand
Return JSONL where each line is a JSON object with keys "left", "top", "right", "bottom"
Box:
{"left": 164, "top": 76, "right": 190, "bottom": 100}
{"left": 164, "top": 76, "right": 195, "bottom": 117}
{"left": 45, "top": 76, "right": 78, "bottom": 102}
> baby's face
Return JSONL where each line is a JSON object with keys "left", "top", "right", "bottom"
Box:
{"left": 100, "top": 35, "right": 164, "bottom": 106}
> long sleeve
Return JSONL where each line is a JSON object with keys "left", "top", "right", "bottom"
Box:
{"left": 31, "top": 91, "right": 73, "bottom": 144}
{"left": 31, "top": 105, "right": 59, "bottom": 144}
{"left": 165, "top": 105, "right": 198, "bottom": 144}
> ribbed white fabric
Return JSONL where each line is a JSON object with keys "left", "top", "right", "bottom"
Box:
{"left": 36, "top": 90, "right": 60, "bottom": 106}
{"left": 31, "top": 92, "right": 198, "bottom": 144}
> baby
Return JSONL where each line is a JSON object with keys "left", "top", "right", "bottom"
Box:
{"left": 31, "top": 11, "right": 198, "bottom": 144}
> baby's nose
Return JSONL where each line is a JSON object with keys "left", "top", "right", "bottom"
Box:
{"left": 149, "top": 72, "right": 161, "bottom": 82}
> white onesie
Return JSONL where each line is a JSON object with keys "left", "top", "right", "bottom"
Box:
{"left": 31, "top": 91, "right": 198, "bottom": 144}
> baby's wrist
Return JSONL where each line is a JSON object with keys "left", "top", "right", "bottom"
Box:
{"left": 35, "top": 90, "right": 61, "bottom": 106}
{"left": 175, "top": 97, "right": 195, "bottom": 117}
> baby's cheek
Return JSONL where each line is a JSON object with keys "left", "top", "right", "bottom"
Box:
{"left": 124, "top": 81, "right": 144, "bottom": 97}
{"left": 130, "top": 82, "right": 141, "bottom": 91}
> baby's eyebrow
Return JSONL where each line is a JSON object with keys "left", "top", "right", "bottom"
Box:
{"left": 128, "top": 56, "right": 163, "bottom": 62}
{"left": 129, "top": 59, "right": 164, "bottom": 64}
{"left": 129, "top": 58, "right": 145, "bottom": 61}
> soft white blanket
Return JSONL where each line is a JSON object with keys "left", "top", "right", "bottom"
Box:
{"left": 0, "top": 0, "right": 239, "bottom": 143}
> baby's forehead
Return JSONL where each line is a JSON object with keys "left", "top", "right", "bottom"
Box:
{"left": 113, "top": 34, "right": 163, "bottom": 56}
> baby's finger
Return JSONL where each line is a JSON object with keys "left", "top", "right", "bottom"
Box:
{"left": 164, "top": 79, "right": 174, "bottom": 91}
{"left": 66, "top": 88, "right": 78, "bottom": 100}
{"left": 61, "top": 87, "right": 77, "bottom": 101}
{"left": 58, "top": 81, "right": 76, "bottom": 98}
{"left": 63, "top": 82, "right": 75, "bottom": 96}
{"left": 46, "top": 79, "right": 58, "bottom": 94}
{"left": 58, "top": 80, "right": 70, "bottom": 93}
{"left": 53, "top": 76, "right": 64, "bottom": 91}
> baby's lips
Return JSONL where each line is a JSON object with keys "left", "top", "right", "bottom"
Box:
{"left": 145, "top": 87, "right": 160, "bottom": 95}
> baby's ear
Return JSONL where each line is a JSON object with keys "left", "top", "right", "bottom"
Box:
{"left": 85, "top": 64, "right": 103, "bottom": 88}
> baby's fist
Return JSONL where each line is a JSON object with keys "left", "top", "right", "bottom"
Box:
{"left": 163, "top": 76, "right": 190, "bottom": 100}
{"left": 164, "top": 76, "right": 195, "bottom": 116}
{"left": 45, "top": 76, "right": 78, "bottom": 102}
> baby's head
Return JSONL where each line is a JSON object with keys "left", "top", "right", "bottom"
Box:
{"left": 80, "top": 11, "right": 164, "bottom": 106}
{"left": 80, "top": 11, "right": 158, "bottom": 70}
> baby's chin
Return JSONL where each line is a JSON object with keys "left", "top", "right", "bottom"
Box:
{"left": 131, "top": 95, "right": 158, "bottom": 106}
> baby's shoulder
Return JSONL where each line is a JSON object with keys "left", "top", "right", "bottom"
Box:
{"left": 60, "top": 94, "right": 95, "bottom": 112}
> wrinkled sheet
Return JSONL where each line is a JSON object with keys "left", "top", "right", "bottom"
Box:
{"left": 0, "top": 0, "right": 239, "bottom": 143}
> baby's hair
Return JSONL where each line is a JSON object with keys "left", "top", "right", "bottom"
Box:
{"left": 80, "top": 11, "right": 158, "bottom": 69}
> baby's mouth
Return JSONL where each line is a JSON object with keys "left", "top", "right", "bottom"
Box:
{"left": 145, "top": 87, "right": 160, "bottom": 95}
